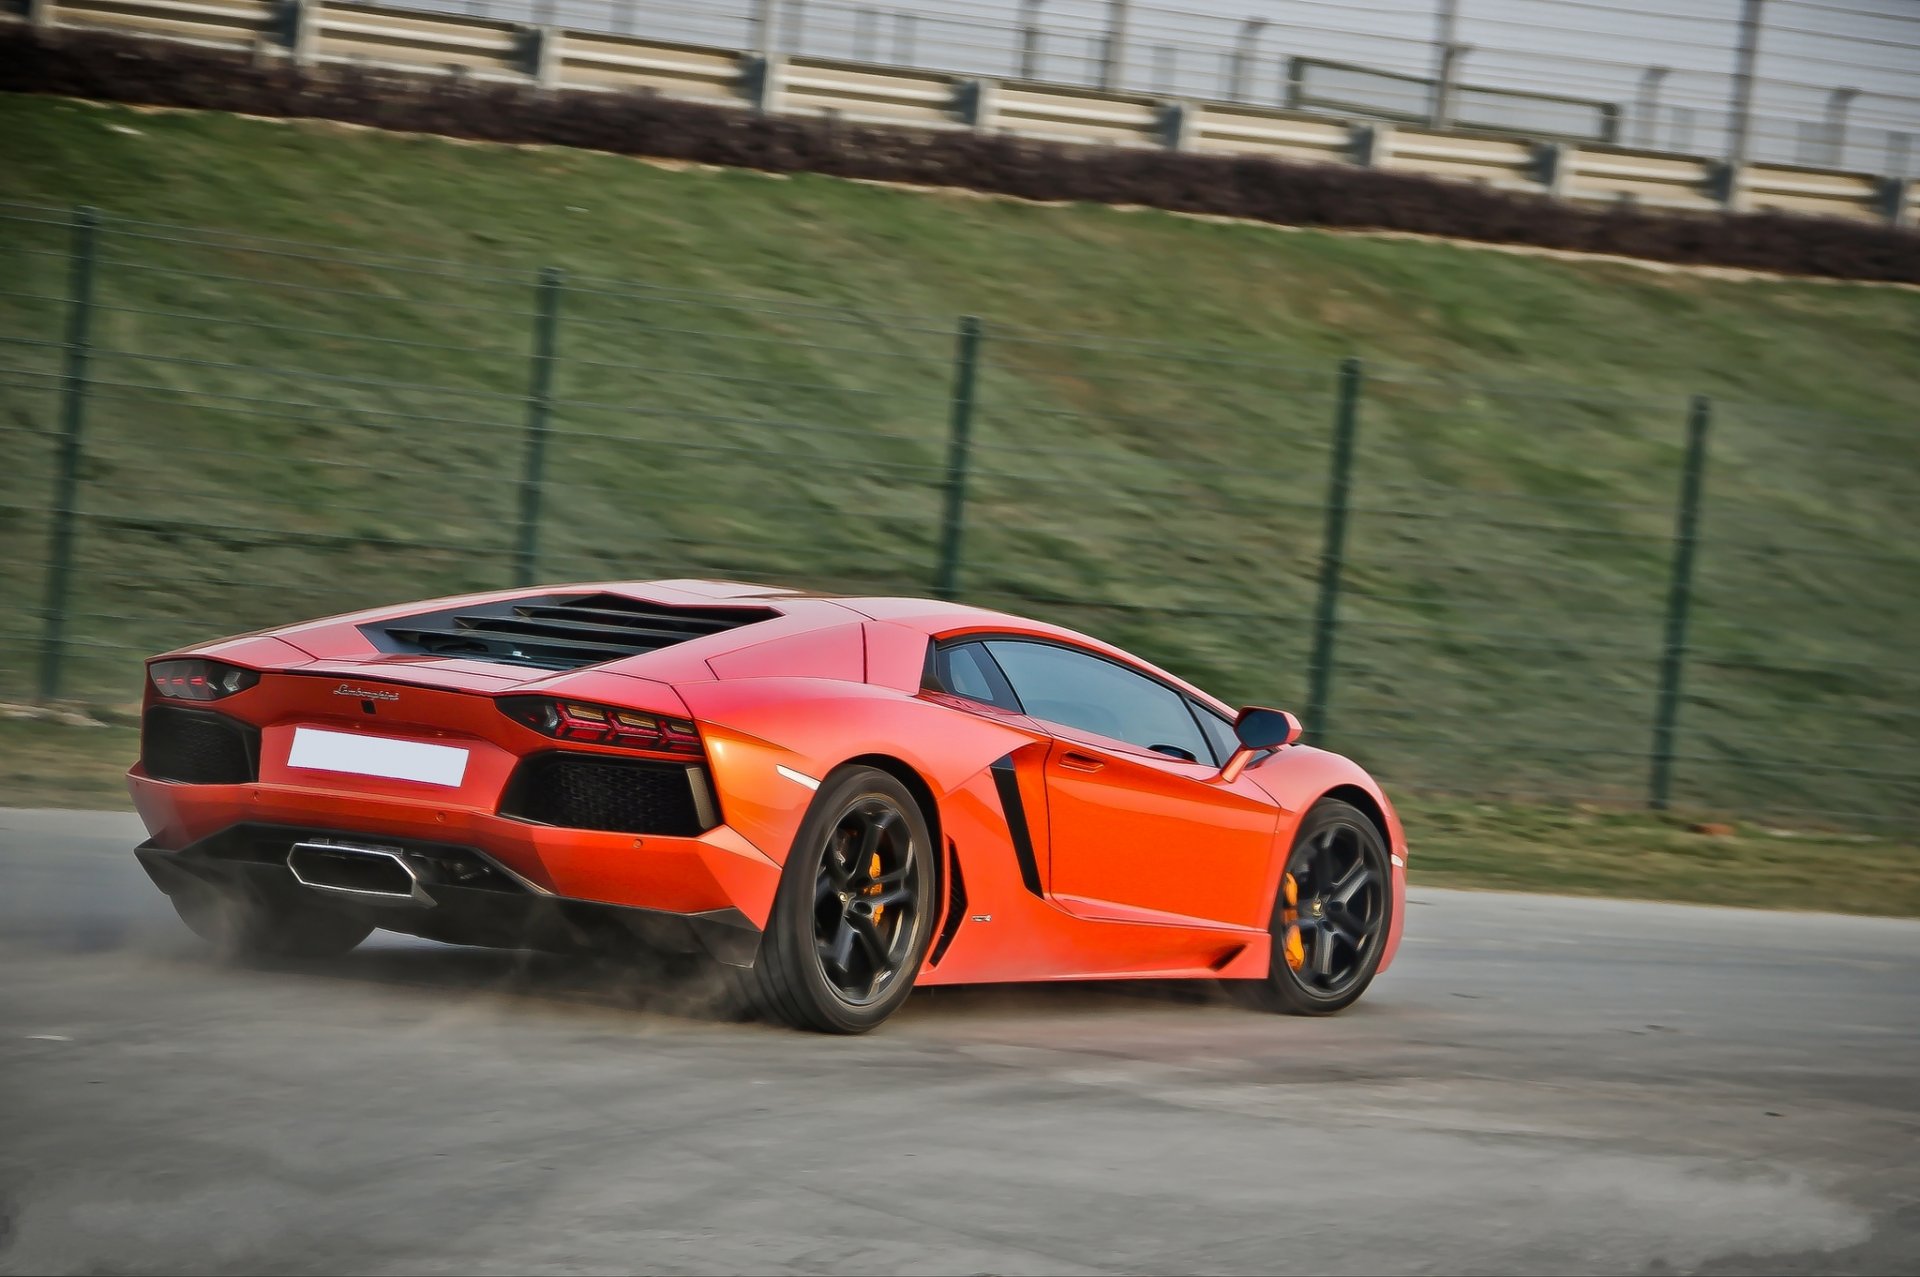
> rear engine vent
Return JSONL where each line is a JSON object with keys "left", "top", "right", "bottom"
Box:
{"left": 502, "top": 754, "right": 715, "bottom": 836}
{"left": 372, "top": 592, "right": 781, "bottom": 671}
{"left": 143, "top": 705, "right": 259, "bottom": 784}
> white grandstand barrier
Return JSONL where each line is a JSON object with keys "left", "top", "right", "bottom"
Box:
{"left": 1561, "top": 146, "right": 1724, "bottom": 214}
{"left": 10, "top": 0, "right": 1914, "bottom": 229}
{"left": 558, "top": 30, "right": 742, "bottom": 103}
{"left": 780, "top": 56, "right": 962, "bottom": 129}
{"left": 52, "top": 0, "right": 277, "bottom": 49}
{"left": 1187, "top": 105, "right": 1354, "bottom": 169}
{"left": 1379, "top": 131, "right": 1551, "bottom": 198}
{"left": 1742, "top": 162, "right": 1895, "bottom": 225}
{"left": 990, "top": 81, "right": 1166, "bottom": 149}
{"left": 317, "top": 3, "right": 525, "bottom": 78}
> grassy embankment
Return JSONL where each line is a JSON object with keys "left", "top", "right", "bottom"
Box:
{"left": 2, "top": 93, "right": 1915, "bottom": 912}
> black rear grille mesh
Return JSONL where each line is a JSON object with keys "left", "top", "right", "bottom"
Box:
{"left": 143, "top": 706, "right": 258, "bottom": 784}
{"left": 376, "top": 592, "right": 781, "bottom": 671}
{"left": 503, "top": 755, "right": 711, "bottom": 836}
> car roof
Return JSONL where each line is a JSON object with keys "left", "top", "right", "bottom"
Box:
{"left": 270, "top": 578, "right": 1228, "bottom": 711}
{"left": 651, "top": 580, "right": 1231, "bottom": 712}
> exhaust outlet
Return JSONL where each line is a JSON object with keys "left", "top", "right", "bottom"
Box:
{"left": 288, "top": 841, "right": 433, "bottom": 906}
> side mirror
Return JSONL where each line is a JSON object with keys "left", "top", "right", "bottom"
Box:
{"left": 1219, "top": 706, "right": 1302, "bottom": 782}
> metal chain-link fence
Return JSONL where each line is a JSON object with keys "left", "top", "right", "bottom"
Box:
{"left": 2, "top": 203, "right": 1913, "bottom": 830}
{"left": 400, "top": 0, "right": 1920, "bottom": 173}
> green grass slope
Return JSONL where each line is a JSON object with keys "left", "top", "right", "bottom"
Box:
{"left": 2, "top": 93, "right": 1917, "bottom": 838}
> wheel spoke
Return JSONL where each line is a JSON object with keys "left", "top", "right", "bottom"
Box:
{"left": 854, "top": 808, "right": 901, "bottom": 878}
{"left": 848, "top": 913, "right": 890, "bottom": 967}
{"left": 825, "top": 829, "right": 858, "bottom": 888}
{"left": 1330, "top": 864, "right": 1375, "bottom": 910}
{"left": 1325, "top": 916, "right": 1362, "bottom": 950}
{"left": 865, "top": 885, "right": 913, "bottom": 910}
{"left": 1311, "top": 828, "right": 1339, "bottom": 892}
{"left": 1310, "top": 920, "right": 1339, "bottom": 979}
{"left": 818, "top": 917, "right": 858, "bottom": 976}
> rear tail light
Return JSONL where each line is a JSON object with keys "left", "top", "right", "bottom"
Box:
{"left": 498, "top": 696, "right": 702, "bottom": 756}
{"left": 149, "top": 659, "right": 259, "bottom": 702}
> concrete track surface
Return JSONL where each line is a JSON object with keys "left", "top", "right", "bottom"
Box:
{"left": 1, "top": 808, "right": 1916, "bottom": 1276}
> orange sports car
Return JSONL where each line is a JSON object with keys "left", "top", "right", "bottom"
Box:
{"left": 130, "top": 580, "right": 1407, "bottom": 1032}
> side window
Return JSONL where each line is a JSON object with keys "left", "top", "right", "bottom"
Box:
{"left": 928, "top": 641, "right": 1023, "bottom": 713}
{"left": 1191, "top": 702, "right": 1240, "bottom": 767}
{"left": 983, "top": 640, "right": 1210, "bottom": 762}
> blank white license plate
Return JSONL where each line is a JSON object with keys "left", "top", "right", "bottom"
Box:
{"left": 287, "top": 727, "right": 470, "bottom": 787}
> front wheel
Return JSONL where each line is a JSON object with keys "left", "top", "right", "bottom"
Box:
{"left": 169, "top": 883, "right": 373, "bottom": 960}
{"left": 1228, "top": 798, "right": 1393, "bottom": 1016}
{"left": 738, "top": 766, "right": 937, "bottom": 1034}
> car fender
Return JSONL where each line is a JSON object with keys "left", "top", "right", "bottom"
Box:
{"left": 1242, "top": 745, "right": 1409, "bottom": 974}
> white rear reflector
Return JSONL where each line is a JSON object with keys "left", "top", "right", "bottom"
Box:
{"left": 287, "top": 727, "right": 469, "bottom": 787}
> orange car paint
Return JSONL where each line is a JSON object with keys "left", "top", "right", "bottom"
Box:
{"left": 131, "top": 580, "right": 1406, "bottom": 986}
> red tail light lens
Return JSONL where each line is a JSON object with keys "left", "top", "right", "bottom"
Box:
{"left": 149, "top": 659, "right": 259, "bottom": 701}
{"left": 498, "top": 696, "right": 702, "bottom": 756}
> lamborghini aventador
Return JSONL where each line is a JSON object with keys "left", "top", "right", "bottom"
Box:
{"left": 130, "top": 580, "right": 1406, "bottom": 1032}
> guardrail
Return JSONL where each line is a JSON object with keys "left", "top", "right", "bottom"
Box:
{"left": 11, "top": 0, "right": 1914, "bottom": 227}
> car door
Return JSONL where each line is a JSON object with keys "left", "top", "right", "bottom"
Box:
{"left": 979, "top": 639, "right": 1280, "bottom": 930}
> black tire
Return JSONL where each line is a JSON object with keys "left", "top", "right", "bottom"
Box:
{"left": 169, "top": 883, "right": 374, "bottom": 961}
{"left": 738, "top": 766, "right": 937, "bottom": 1034}
{"left": 1227, "top": 798, "right": 1393, "bottom": 1016}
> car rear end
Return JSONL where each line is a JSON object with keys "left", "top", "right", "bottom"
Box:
{"left": 129, "top": 591, "right": 800, "bottom": 964}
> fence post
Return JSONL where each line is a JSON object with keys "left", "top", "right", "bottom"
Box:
{"left": 750, "top": 0, "right": 779, "bottom": 56}
{"left": 1726, "top": 0, "right": 1765, "bottom": 166}
{"left": 933, "top": 315, "right": 983, "bottom": 601}
{"left": 36, "top": 207, "right": 100, "bottom": 704}
{"left": 1649, "top": 395, "right": 1712, "bottom": 811}
{"left": 1017, "top": 0, "right": 1042, "bottom": 79}
{"left": 285, "top": 0, "right": 318, "bottom": 64}
{"left": 1304, "top": 357, "right": 1362, "bottom": 745}
{"left": 1430, "top": 41, "right": 1469, "bottom": 131}
{"left": 1097, "top": 0, "right": 1129, "bottom": 91}
{"left": 513, "top": 266, "right": 563, "bottom": 588}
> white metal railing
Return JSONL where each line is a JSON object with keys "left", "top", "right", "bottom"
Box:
{"left": 12, "top": 0, "right": 1914, "bottom": 226}
{"left": 399, "top": 0, "right": 1920, "bottom": 177}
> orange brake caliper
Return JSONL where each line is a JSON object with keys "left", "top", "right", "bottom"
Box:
{"left": 865, "top": 853, "right": 886, "bottom": 926}
{"left": 1280, "top": 872, "right": 1304, "bottom": 971}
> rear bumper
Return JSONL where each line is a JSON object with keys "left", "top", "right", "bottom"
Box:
{"left": 128, "top": 768, "right": 786, "bottom": 928}
{"left": 135, "top": 823, "right": 763, "bottom": 965}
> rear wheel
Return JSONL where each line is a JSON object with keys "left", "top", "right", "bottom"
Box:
{"left": 169, "top": 883, "right": 373, "bottom": 960}
{"left": 739, "top": 766, "right": 936, "bottom": 1034}
{"left": 1229, "top": 798, "right": 1392, "bottom": 1016}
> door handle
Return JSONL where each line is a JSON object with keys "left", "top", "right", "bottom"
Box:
{"left": 1060, "top": 751, "right": 1105, "bottom": 773}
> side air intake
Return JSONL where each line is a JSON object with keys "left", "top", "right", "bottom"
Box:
{"left": 371, "top": 592, "right": 781, "bottom": 671}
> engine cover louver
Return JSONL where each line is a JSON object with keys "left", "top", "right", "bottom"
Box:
{"left": 372, "top": 592, "right": 781, "bottom": 671}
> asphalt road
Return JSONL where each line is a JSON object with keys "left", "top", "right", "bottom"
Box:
{"left": 1, "top": 808, "right": 1917, "bottom": 1276}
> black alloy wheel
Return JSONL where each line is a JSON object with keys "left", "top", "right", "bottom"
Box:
{"left": 811, "top": 797, "right": 923, "bottom": 1006}
{"left": 741, "top": 766, "right": 936, "bottom": 1033}
{"left": 1228, "top": 798, "right": 1392, "bottom": 1015}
